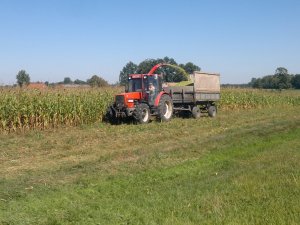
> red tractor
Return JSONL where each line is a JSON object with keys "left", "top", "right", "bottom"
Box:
{"left": 106, "top": 63, "right": 220, "bottom": 124}
{"left": 106, "top": 63, "right": 175, "bottom": 124}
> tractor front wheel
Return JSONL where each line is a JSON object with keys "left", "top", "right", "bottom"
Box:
{"left": 105, "top": 106, "right": 119, "bottom": 125}
{"left": 134, "top": 103, "right": 150, "bottom": 124}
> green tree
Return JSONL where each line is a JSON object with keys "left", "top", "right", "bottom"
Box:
{"left": 249, "top": 78, "right": 258, "bottom": 88}
{"left": 292, "top": 74, "right": 300, "bottom": 89}
{"left": 63, "top": 77, "right": 72, "bottom": 84}
{"left": 136, "top": 58, "right": 161, "bottom": 74}
{"left": 275, "top": 67, "right": 288, "bottom": 75}
{"left": 250, "top": 67, "right": 293, "bottom": 89}
{"left": 261, "top": 75, "right": 279, "bottom": 89}
{"left": 252, "top": 78, "right": 263, "bottom": 88}
{"left": 275, "top": 67, "right": 292, "bottom": 89}
{"left": 136, "top": 57, "right": 188, "bottom": 82}
{"left": 119, "top": 61, "right": 138, "bottom": 85}
{"left": 181, "top": 62, "right": 201, "bottom": 74}
{"left": 120, "top": 57, "right": 198, "bottom": 83}
{"left": 87, "top": 75, "right": 109, "bottom": 87}
{"left": 74, "top": 79, "right": 86, "bottom": 85}
{"left": 159, "top": 57, "right": 188, "bottom": 82}
{"left": 16, "top": 70, "right": 30, "bottom": 87}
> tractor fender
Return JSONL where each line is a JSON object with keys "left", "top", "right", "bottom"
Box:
{"left": 154, "top": 92, "right": 170, "bottom": 107}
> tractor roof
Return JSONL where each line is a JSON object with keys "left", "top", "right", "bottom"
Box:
{"left": 129, "top": 74, "right": 161, "bottom": 79}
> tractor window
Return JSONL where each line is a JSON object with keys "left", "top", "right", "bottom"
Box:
{"left": 146, "top": 75, "right": 160, "bottom": 104}
{"left": 147, "top": 75, "right": 160, "bottom": 92}
{"left": 128, "top": 78, "right": 142, "bottom": 92}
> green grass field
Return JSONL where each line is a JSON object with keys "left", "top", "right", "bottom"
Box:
{"left": 0, "top": 104, "right": 299, "bottom": 224}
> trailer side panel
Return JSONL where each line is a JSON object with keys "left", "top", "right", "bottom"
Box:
{"left": 193, "top": 71, "right": 220, "bottom": 93}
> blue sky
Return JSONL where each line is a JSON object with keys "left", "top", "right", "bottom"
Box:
{"left": 0, "top": 0, "right": 299, "bottom": 85}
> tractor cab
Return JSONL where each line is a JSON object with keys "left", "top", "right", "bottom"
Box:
{"left": 127, "top": 74, "right": 163, "bottom": 105}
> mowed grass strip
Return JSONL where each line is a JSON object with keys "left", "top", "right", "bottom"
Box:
{"left": 0, "top": 106, "right": 300, "bottom": 224}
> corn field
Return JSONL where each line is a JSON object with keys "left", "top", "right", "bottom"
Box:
{"left": 0, "top": 87, "right": 300, "bottom": 132}
{"left": 220, "top": 88, "right": 300, "bottom": 110}
{"left": 0, "top": 88, "right": 117, "bottom": 132}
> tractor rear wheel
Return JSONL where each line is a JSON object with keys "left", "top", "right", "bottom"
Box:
{"left": 157, "top": 95, "right": 173, "bottom": 122}
{"left": 134, "top": 103, "right": 150, "bottom": 124}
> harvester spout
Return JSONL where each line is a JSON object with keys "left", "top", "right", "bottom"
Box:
{"left": 147, "top": 63, "right": 189, "bottom": 80}
{"left": 147, "top": 63, "right": 166, "bottom": 75}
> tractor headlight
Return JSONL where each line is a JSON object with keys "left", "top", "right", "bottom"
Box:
{"left": 127, "top": 99, "right": 134, "bottom": 103}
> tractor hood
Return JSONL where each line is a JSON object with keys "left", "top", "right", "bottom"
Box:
{"left": 115, "top": 92, "right": 142, "bottom": 108}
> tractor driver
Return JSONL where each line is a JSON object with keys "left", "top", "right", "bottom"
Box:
{"left": 149, "top": 82, "right": 156, "bottom": 101}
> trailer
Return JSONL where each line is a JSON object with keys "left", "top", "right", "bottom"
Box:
{"left": 164, "top": 71, "right": 220, "bottom": 118}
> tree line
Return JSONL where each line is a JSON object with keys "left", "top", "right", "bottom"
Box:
{"left": 15, "top": 57, "right": 201, "bottom": 88}
{"left": 59, "top": 75, "right": 109, "bottom": 87}
{"left": 249, "top": 67, "right": 300, "bottom": 89}
{"left": 15, "top": 65, "right": 300, "bottom": 90}
{"left": 119, "top": 57, "right": 200, "bottom": 85}
{"left": 15, "top": 70, "right": 109, "bottom": 87}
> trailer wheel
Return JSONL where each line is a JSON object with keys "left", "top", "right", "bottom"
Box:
{"left": 192, "top": 106, "right": 201, "bottom": 119}
{"left": 134, "top": 103, "right": 150, "bottom": 124}
{"left": 208, "top": 105, "right": 217, "bottom": 117}
{"left": 158, "top": 95, "right": 173, "bottom": 122}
